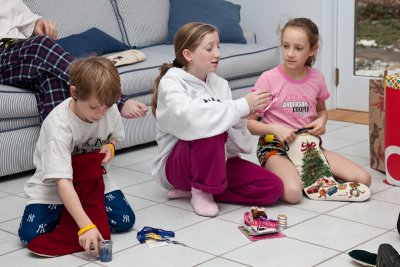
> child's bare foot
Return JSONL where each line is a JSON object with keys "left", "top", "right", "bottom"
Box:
{"left": 120, "top": 99, "right": 148, "bottom": 119}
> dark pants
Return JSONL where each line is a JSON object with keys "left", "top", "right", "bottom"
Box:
{"left": 0, "top": 35, "right": 128, "bottom": 121}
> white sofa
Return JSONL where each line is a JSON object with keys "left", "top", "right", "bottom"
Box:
{"left": 0, "top": 0, "right": 279, "bottom": 177}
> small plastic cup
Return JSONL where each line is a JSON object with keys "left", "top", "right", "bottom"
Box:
{"left": 99, "top": 240, "right": 113, "bottom": 262}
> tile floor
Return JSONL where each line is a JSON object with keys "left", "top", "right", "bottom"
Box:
{"left": 1, "top": 120, "right": 399, "bottom": 267}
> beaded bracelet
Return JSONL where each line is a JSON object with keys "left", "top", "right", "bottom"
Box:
{"left": 78, "top": 223, "right": 97, "bottom": 236}
{"left": 105, "top": 143, "right": 115, "bottom": 158}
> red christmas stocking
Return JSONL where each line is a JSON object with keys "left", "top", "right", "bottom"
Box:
{"left": 286, "top": 132, "right": 370, "bottom": 202}
{"left": 28, "top": 152, "right": 111, "bottom": 256}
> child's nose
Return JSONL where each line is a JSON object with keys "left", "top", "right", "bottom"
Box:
{"left": 96, "top": 107, "right": 107, "bottom": 118}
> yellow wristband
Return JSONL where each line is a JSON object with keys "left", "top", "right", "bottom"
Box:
{"left": 106, "top": 143, "right": 115, "bottom": 158}
{"left": 77, "top": 223, "right": 97, "bottom": 236}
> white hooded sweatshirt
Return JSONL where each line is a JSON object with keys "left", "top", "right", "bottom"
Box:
{"left": 152, "top": 67, "right": 253, "bottom": 189}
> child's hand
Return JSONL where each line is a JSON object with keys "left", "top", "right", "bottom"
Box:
{"left": 99, "top": 143, "right": 114, "bottom": 164}
{"left": 244, "top": 90, "right": 271, "bottom": 113}
{"left": 79, "top": 227, "right": 104, "bottom": 257}
{"left": 121, "top": 99, "right": 148, "bottom": 119}
{"left": 304, "top": 117, "right": 326, "bottom": 136}
{"left": 271, "top": 124, "right": 297, "bottom": 143}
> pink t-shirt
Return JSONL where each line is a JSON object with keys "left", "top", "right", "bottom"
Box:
{"left": 254, "top": 65, "right": 330, "bottom": 129}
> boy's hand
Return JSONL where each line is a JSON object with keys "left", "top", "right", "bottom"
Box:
{"left": 304, "top": 117, "right": 326, "bottom": 136}
{"left": 79, "top": 227, "right": 104, "bottom": 257}
{"left": 121, "top": 99, "right": 148, "bottom": 119}
{"left": 99, "top": 144, "right": 114, "bottom": 164}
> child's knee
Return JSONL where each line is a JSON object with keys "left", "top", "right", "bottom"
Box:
{"left": 282, "top": 182, "right": 303, "bottom": 204}
{"left": 110, "top": 208, "right": 135, "bottom": 233}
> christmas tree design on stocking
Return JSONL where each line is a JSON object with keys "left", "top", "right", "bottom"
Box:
{"left": 28, "top": 152, "right": 111, "bottom": 256}
{"left": 286, "top": 132, "right": 370, "bottom": 201}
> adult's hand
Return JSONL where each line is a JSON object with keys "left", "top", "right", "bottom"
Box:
{"left": 33, "top": 19, "right": 58, "bottom": 39}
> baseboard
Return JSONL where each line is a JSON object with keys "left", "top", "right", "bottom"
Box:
{"left": 327, "top": 109, "right": 369, "bottom": 125}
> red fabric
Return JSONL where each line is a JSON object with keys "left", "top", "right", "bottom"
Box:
{"left": 28, "top": 152, "right": 110, "bottom": 256}
{"left": 384, "top": 86, "right": 400, "bottom": 185}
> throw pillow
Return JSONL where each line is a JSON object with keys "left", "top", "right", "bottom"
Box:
{"left": 166, "top": 0, "right": 246, "bottom": 44}
{"left": 56, "top": 28, "right": 129, "bottom": 58}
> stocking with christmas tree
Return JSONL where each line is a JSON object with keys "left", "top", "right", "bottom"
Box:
{"left": 286, "top": 132, "right": 370, "bottom": 201}
{"left": 28, "top": 152, "right": 111, "bottom": 256}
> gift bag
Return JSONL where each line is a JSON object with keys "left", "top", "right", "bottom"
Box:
{"left": 384, "top": 72, "right": 400, "bottom": 186}
{"left": 369, "top": 79, "right": 385, "bottom": 172}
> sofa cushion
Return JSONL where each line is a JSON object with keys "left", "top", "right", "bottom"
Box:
{"left": 1, "top": 126, "right": 39, "bottom": 177}
{"left": 0, "top": 85, "right": 38, "bottom": 119}
{"left": 166, "top": 0, "right": 246, "bottom": 44}
{"left": 56, "top": 28, "right": 129, "bottom": 58}
{"left": 23, "top": 0, "right": 124, "bottom": 42}
{"left": 113, "top": 0, "right": 170, "bottom": 48}
{"left": 116, "top": 44, "right": 278, "bottom": 97}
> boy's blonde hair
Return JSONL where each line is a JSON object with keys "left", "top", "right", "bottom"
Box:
{"left": 69, "top": 57, "right": 121, "bottom": 107}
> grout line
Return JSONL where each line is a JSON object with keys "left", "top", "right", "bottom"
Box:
{"left": 312, "top": 251, "right": 345, "bottom": 266}
{"left": 323, "top": 213, "right": 394, "bottom": 231}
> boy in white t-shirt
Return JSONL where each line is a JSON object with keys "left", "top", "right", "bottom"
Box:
{"left": 18, "top": 57, "right": 135, "bottom": 257}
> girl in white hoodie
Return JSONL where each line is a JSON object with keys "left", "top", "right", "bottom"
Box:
{"left": 151, "top": 22, "right": 284, "bottom": 217}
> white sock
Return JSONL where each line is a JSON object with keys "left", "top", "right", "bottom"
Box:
{"left": 190, "top": 188, "right": 219, "bottom": 217}
{"left": 166, "top": 189, "right": 192, "bottom": 199}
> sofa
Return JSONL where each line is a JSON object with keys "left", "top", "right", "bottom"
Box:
{"left": 0, "top": 0, "right": 279, "bottom": 177}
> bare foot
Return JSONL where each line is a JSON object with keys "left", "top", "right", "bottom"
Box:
{"left": 120, "top": 99, "right": 148, "bottom": 119}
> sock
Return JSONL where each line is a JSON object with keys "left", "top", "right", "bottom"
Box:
{"left": 28, "top": 152, "right": 111, "bottom": 256}
{"left": 286, "top": 132, "right": 370, "bottom": 202}
{"left": 190, "top": 188, "right": 219, "bottom": 217}
{"left": 166, "top": 189, "right": 191, "bottom": 199}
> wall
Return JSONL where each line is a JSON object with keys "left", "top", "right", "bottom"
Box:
{"left": 229, "top": 0, "right": 337, "bottom": 109}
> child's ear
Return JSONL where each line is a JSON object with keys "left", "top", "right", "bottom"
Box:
{"left": 310, "top": 44, "right": 319, "bottom": 56}
{"left": 70, "top": 85, "right": 77, "bottom": 99}
{"left": 182, "top": 49, "right": 192, "bottom": 63}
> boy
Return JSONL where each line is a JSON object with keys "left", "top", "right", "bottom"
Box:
{"left": 18, "top": 57, "right": 134, "bottom": 257}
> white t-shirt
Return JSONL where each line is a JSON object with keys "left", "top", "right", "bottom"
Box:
{"left": 24, "top": 97, "right": 125, "bottom": 204}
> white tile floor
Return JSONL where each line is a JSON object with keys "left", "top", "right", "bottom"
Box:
{"left": 1, "top": 120, "right": 399, "bottom": 267}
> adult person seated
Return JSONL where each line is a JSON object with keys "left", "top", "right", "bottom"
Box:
{"left": 0, "top": 0, "right": 148, "bottom": 121}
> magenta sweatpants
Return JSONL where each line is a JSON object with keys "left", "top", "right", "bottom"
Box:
{"left": 166, "top": 133, "right": 284, "bottom": 205}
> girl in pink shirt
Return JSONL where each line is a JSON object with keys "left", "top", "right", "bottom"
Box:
{"left": 248, "top": 18, "right": 371, "bottom": 204}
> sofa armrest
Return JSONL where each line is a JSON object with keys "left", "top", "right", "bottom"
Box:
{"left": 242, "top": 29, "right": 256, "bottom": 44}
